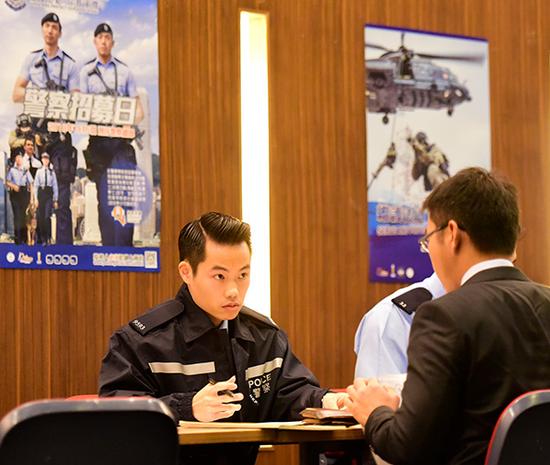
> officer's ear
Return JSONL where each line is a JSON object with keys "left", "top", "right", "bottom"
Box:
{"left": 178, "top": 260, "right": 193, "bottom": 284}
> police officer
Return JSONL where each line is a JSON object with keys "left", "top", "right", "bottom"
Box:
{"left": 21, "top": 136, "right": 42, "bottom": 178}
{"left": 8, "top": 114, "right": 36, "bottom": 155}
{"left": 5, "top": 150, "right": 34, "bottom": 244}
{"left": 354, "top": 272, "right": 445, "bottom": 378}
{"left": 34, "top": 153, "right": 59, "bottom": 245}
{"left": 12, "top": 12, "right": 79, "bottom": 102}
{"left": 99, "top": 213, "right": 347, "bottom": 465}
{"left": 13, "top": 12, "right": 78, "bottom": 245}
{"left": 408, "top": 131, "right": 450, "bottom": 191}
{"left": 80, "top": 22, "right": 143, "bottom": 246}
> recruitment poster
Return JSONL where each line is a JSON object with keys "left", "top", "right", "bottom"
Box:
{"left": 365, "top": 24, "right": 491, "bottom": 283}
{"left": 0, "top": 0, "right": 160, "bottom": 272}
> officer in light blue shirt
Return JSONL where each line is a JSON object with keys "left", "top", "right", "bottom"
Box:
{"left": 12, "top": 12, "right": 79, "bottom": 102}
{"left": 34, "top": 152, "right": 58, "bottom": 245}
{"left": 79, "top": 24, "right": 138, "bottom": 98}
{"left": 354, "top": 272, "right": 445, "bottom": 377}
{"left": 79, "top": 22, "right": 143, "bottom": 247}
{"left": 6, "top": 150, "right": 34, "bottom": 244}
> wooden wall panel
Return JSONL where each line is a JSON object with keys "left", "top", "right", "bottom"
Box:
{"left": 1, "top": 4, "right": 549, "bottom": 465}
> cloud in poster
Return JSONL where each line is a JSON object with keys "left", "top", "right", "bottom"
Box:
{"left": 118, "top": 33, "right": 159, "bottom": 83}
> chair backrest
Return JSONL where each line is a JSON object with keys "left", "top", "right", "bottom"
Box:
{"left": 485, "top": 389, "right": 550, "bottom": 465}
{"left": 0, "top": 397, "right": 179, "bottom": 465}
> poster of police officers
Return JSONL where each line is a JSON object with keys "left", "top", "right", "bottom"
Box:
{"left": 0, "top": 0, "right": 160, "bottom": 272}
{"left": 365, "top": 24, "right": 491, "bottom": 283}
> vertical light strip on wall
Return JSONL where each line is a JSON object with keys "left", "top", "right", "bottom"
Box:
{"left": 240, "top": 11, "right": 271, "bottom": 316}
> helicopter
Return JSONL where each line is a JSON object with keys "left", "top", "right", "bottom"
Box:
{"left": 366, "top": 32, "right": 484, "bottom": 124}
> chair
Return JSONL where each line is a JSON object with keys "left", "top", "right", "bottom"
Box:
{"left": 485, "top": 389, "right": 550, "bottom": 465}
{"left": 0, "top": 397, "right": 179, "bottom": 465}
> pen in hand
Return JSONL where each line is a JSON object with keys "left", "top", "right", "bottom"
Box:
{"left": 209, "top": 376, "right": 236, "bottom": 398}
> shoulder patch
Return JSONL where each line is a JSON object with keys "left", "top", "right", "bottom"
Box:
{"left": 391, "top": 287, "right": 433, "bottom": 315}
{"left": 239, "top": 306, "right": 278, "bottom": 329}
{"left": 129, "top": 300, "right": 184, "bottom": 336}
{"left": 62, "top": 51, "right": 75, "bottom": 62}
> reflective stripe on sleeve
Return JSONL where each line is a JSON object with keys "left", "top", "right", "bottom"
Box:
{"left": 148, "top": 361, "right": 215, "bottom": 375}
{"left": 245, "top": 357, "right": 283, "bottom": 380}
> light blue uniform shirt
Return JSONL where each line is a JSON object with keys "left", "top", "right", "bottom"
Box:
{"left": 7, "top": 165, "right": 33, "bottom": 187}
{"left": 19, "top": 48, "right": 79, "bottom": 90}
{"left": 354, "top": 273, "right": 445, "bottom": 377}
{"left": 79, "top": 57, "right": 137, "bottom": 97}
{"left": 34, "top": 167, "right": 59, "bottom": 202}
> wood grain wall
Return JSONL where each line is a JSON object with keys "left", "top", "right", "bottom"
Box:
{"left": 1, "top": 1, "right": 549, "bottom": 463}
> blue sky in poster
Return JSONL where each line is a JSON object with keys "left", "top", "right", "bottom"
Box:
{"left": 0, "top": 0, "right": 159, "bottom": 158}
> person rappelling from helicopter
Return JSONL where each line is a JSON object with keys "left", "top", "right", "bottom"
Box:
{"left": 406, "top": 129, "right": 449, "bottom": 191}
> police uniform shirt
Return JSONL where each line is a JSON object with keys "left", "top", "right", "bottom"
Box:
{"left": 23, "top": 154, "right": 42, "bottom": 171}
{"left": 34, "top": 167, "right": 59, "bottom": 202}
{"left": 19, "top": 48, "right": 79, "bottom": 91}
{"left": 354, "top": 273, "right": 445, "bottom": 377}
{"left": 79, "top": 57, "right": 137, "bottom": 97}
{"left": 7, "top": 165, "right": 33, "bottom": 187}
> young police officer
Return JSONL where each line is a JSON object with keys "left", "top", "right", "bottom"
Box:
{"left": 99, "top": 212, "right": 346, "bottom": 465}
{"left": 13, "top": 12, "right": 78, "bottom": 245}
{"left": 80, "top": 22, "right": 144, "bottom": 246}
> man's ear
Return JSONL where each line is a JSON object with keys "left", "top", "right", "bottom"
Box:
{"left": 178, "top": 260, "right": 193, "bottom": 284}
{"left": 447, "top": 220, "right": 463, "bottom": 253}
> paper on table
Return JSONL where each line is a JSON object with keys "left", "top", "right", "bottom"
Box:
{"left": 179, "top": 420, "right": 363, "bottom": 431}
{"left": 179, "top": 420, "right": 305, "bottom": 429}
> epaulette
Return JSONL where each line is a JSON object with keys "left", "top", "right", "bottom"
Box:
{"left": 240, "top": 306, "right": 278, "bottom": 329}
{"left": 113, "top": 57, "right": 127, "bottom": 66}
{"left": 84, "top": 58, "right": 96, "bottom": 65}
{"left": 391, "top": 287, "right": 433, "bottom": 315}
{"left": 129, "top": 300, "right": 184, "bottom": 336}
{"left": 62, "top": 51, "right": 75, "bottom": 62}
{"left": 30, "top": 49, "right": 42, "bottom": 54}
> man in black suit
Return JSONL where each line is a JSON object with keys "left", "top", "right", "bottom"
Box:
{"left": 345, "top": 167, "right": 550, "bottom": 465}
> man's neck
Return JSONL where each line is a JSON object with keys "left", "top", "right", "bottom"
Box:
{"left": 44, "top": 44, "right": 59, "bottom": 58}
{"left": 98, "top": 55, "right": 112, "bottom": 65}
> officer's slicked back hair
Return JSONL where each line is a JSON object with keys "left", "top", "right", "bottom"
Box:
{"left": 423, "top": 167, "right": 520, "bottom": 256}
{"left": 178, "top": 212, "right": 251, "bottom": 273}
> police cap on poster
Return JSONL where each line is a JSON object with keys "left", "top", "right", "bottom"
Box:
{"left": 94, "top": 22, "right": 113, "bottom": 37}
{"left": 41, "top": 12, "right": 61, "bottom": 27}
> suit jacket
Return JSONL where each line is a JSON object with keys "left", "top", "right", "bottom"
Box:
{"left": 365, "top": 267, "right": 550, "bottom": 465}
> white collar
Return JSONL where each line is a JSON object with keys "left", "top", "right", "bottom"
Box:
{"left": 219, "top": 320, "right": 229, "bottom": 330}
{"left": 460, "top": 258, "right": 514, "bottom": 285}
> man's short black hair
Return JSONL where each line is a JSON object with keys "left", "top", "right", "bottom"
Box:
{"left": 24, "top": 136, "right": 34, "bottom": 145}
{"left": 178, "top": 212, "right": 251, "bottom": 273}
{"left": 423, "top": 167, "right": 520, "bottom": 256}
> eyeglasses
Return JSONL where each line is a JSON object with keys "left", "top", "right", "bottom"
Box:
{"left": 418, "top": 223, "right": 448, "bottom": 253}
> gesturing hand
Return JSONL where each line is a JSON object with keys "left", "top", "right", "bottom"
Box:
{"left": 192, "top": 375, "right": 244, "bottom": 422}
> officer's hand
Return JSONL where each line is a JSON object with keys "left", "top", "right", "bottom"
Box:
{"left": 35, "top": 200, "right": 39, "bottom": 208}
{"left": 322, "top": 392, "right": 349, "bottom": 410}
{"left": 53, "top": 201, "right": 58, "bottom": 209}
{"left": 13, "top": 185, "right": 20, "bottom": 192}
{"left": 192, "top": 375, "right": 243, "bottom": 422}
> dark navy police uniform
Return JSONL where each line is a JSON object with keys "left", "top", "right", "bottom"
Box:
{"left": 99, "top": 285, "right": 327, "bottom": 465}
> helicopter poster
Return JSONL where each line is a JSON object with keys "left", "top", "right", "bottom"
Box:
{"left": 365, "top": 24, "right": 491, "bottom": 283}
{"left": 0, "top": 0, "right": 160, "bottom": 272}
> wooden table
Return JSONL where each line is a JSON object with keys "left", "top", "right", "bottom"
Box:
{"left": 179, "top": 423, "right": 372, "bottom": 464}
